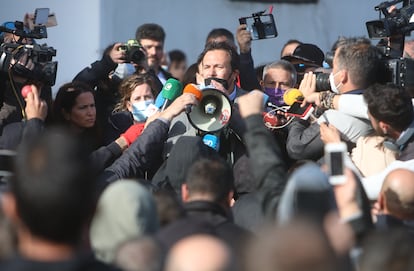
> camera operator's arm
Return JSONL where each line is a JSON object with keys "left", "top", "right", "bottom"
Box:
{"left": 236, "top": 24, "right": 261, "bottom": 91}
{"left": 73, "top": 43, "right": 124, "bottom": 87}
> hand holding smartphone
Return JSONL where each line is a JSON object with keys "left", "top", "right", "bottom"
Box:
{"left": 286, "top": 101, "right": 314, "bottom": 120}
{"left": 325, "top": 142, "right": 347, "bottom": 185}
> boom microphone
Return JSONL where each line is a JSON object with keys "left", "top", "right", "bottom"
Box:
{"left": 160, "top": 78, "right": 183, "bottom": 111}
{"left": 283, "top": 88, "right": 303, "bottom": 106}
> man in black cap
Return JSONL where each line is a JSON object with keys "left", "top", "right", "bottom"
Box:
{"left": 282, "top": 43, "right": 325, "bottom": 87}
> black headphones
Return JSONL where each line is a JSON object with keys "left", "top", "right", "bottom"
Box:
{"left": 383, "top": 122, "right": 414, "bottom": 152}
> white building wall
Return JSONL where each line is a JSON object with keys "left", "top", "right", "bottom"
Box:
{"left": 0, "top": 0, "right": 384, "bottom": 93}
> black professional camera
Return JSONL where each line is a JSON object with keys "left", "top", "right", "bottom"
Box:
{"left": 0, "top": 21, "right": 57, "bottom": 86}
{"left": 366, "top": 0, "right": 414, "bottom": 90}
{"left": 315, "top": 72, "right": 331, "bottom": 91}
{"left": 119, "top": 39, "right": 146, "bottom": 64}
{"left": 366, "top": 0, "right": 414, "bottom": 39}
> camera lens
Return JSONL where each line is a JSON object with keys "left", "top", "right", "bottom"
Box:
{"left": 315, "top": 72, "right": 331, "bottom": 92}
{"left": 129, "top": 47, "right": 145, "bottom": 64}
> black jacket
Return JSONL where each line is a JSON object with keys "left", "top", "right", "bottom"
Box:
{"left": 184, "top": 200, "right": 252, "bottom": 250}
{"left": 232, "top": 114, "right": 290, "bottom": 230}
{"left": 97, "top": 118, "right": 169, "bottom": 189}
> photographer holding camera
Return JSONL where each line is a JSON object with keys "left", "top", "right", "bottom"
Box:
{"left": 285, "top": 37, "right": 381, "bottom": 162}
{"left": 0, "top": 21, "right": 54, "bottom": 132}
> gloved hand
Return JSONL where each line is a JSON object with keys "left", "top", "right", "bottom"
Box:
{"left": 120, "top": 122, "right": 145, "bottom": 146}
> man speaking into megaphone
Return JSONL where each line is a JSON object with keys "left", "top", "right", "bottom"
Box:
{"left": 165, "top": 42, "right": 249, "bottom": 166}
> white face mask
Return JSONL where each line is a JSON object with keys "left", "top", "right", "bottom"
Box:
{"left": 131, "top": 99, "right": 155, "bottom": 122}
{"left": 329, "top": 71, "right": 342, "bottom": 94}
{"left": 113, "top": 63, "right": 136, "bottom": 79}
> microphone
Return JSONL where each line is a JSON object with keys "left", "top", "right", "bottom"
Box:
{"left": 202, "top": 134, "right": 220, "bottom": 151}
{"left": 154, "top": 92, "right": 166, "bottom": 109}
{"left": 160, "top": 78, "right": 183, "bottom": 111}
{"left": 183, "top": 84, "right": 203, "bottom": 113}
{"left": 283, "top": 88, "right": 303, "bottom": 106}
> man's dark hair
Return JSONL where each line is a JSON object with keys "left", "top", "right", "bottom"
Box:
{"left": 205, "top": 28, "right": 235, "bottom": 45}
{"left": 12, "top": 128, "right": 95, "bottom": 244}
{"left": 197, "top": 41, "right": 240, "bottom": 72}
{"left": 335, "top": 37, "right": 380, "bottom": 89}
{"left": 168, "top": 49, "right": 186, "bottom": 64}
{"left": 364, "top": 83, "right": 413, "bottom": 132}
{"left": 184, "top": 158, "right": 234, "bottom": 203}
{"left": 135, "top": 23, "right": 166, "bottom": 43}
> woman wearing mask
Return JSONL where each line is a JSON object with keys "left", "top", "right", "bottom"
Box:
{"left": 104, "top": 73, "right": 159, "bottom": 144}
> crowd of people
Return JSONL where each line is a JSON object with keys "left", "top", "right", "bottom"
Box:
{"left": 1, "top": 10, "right": 414, "bottom": 271}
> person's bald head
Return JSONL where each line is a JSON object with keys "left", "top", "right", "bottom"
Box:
{"left": 165, "top": 234, "right": 234, "bottom": 271}
{"left": 380, "top": 168, "right": 414, "bottom": 220}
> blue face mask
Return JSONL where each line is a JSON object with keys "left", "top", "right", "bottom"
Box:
{"left": 264, "top": 87, "right": 285, "bottom": 106}
{"left": 131, "top": 99, "right": 155, "bottom": 122}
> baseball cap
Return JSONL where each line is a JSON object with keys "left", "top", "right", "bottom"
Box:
{"left": 282, "top": 43, "right": 325, "bottom": 67}
{"left": 0, "top": 22, "right": 16, "bottom": 38}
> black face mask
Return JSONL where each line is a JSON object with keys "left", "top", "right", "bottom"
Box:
{"left": 204, "top": 77, "right": 229, "bottom": 90}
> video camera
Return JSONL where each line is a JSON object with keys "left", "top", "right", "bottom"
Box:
{"left": 239, "top": 6, "right": 278, "bottom": 40}
{"left": 118, "top": 39, "right": 146, "bottom": 64}
{"left": 366, "top": 0, "right": 414, "bottom": 39}
{"left": 366, "top": 0, "right": 414, "bottom": 89}
{"left": 0, "top": 9, "right": 58, "bottom": 86}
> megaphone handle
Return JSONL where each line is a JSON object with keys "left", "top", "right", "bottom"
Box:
{"left": 185, "top": 104, "right": 192, "bottom": 114}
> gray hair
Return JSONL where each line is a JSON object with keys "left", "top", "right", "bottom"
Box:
{"left": 262, "top": 60, "right": 297, "bottom": 87}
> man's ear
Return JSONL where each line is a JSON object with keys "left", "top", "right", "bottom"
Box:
{"left": 379, "top": 121, "right": 390, "bottom": 135}
{"left": 340, "top": 69, "right": 348, "bottom": 84}
{"left": 181, "top": 184, "right": 190, "bottom": 202}
{"left": 232, "top": 69, "right": 240, "bottom": 82}
{"left": 1, "top": 192, "right": 19, "bottom": 223}
{"left": 259, "top": 80, "right": 264, "bottom": 88}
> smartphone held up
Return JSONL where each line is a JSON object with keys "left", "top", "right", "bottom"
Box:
{"left": 324, "top": 142, "right": 347, "bottom": 185}
{"left": 239, "top": 6, "right": 277, "bottom": 40}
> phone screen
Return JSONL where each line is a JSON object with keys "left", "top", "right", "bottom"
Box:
{"left": 34, "top": 8, "right": 49, "bottom": 25}
{"left": 325, "top": 142, "right": 347, "bottom": 185}
{"left": 286, "top": 102, "right": 314, "bottom": 119}
{"left": 329, "top": 151, "right": 344, "bottom": 176}
{"left": 239, "top": 14, "right": 277, "bottom": 40}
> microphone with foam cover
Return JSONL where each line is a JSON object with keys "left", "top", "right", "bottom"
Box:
{"left": 160, "top": 78, "right": 183, "bottom": 111}
{"left": 283, "top": 88, "right": 303, "bottom": 106}
{"left": 154, "top": 92, "right": 166, "bottom": 109}
{"left": 183, "top": 84, "right": 202, "bottom": 113}
{"left": 202, "top": 134, "right": 220, "bottom": 151}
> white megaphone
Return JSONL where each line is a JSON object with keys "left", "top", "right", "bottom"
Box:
{"left": 187, "top": 88, "right": 232, "bottom": 133}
